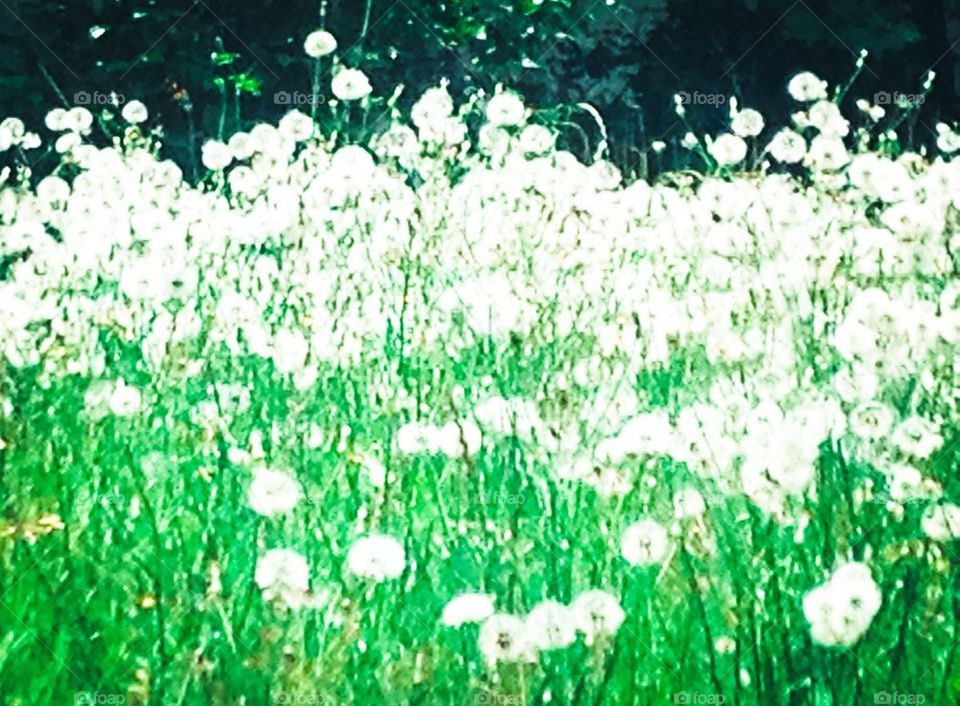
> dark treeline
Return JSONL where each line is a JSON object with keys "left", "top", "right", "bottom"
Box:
{"left": 1, "top": 0, "right": 958, "bottom": 174}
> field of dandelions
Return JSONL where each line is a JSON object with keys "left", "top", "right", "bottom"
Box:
{"left": 2, "top": 28, "right": 960, "bottom": 706}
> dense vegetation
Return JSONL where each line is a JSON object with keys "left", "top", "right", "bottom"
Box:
{"left": 2, "top": 3, "right": 960, "bottom": 706}
{"left": 2, "top": 0, "right": 959, "bottom": 174}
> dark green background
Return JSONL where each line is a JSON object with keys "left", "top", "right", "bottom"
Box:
{"left": 1, "top": 0, "right": 957, "bottom": 174}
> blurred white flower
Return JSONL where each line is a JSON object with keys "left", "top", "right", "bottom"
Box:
{"left": 766, "top": 128, "right": 806, "bottom": 163}
{"left": 715, "top": 636, "right": 736, "bottom": 654}
{"left": 255, "top": 548, "right": 311, "bottom": 607}
{"left": 66, "top": 107, "right": 93, "bottom": 133}
{"left": 485, "top": 92, "right": 525, "bottom": 127}
{"left": 936, "top": 123, "right": 960, "bottom": 153}
{"left": 304, "top": 29, "right": 337, "bottom": 58}
{"left": 36, "top": 176, "right": 70, "bottom": 205}
{"left": 478, "top": 613, "right": 537, "bottom": 666}
{"left": 805, "top": 135, "right": 849, "bottom": 170}
{"left": 621, "top": 518, "right": 670, "bottom": 566}
{"left": 856, "top": 99, "right": 885, "bottom": 122}
{"left": 411, "top": 83, "right": 455, "bottom": 138}
{"left": 731, "top": 107, "right": 764, "bottom": 137}
{"left": 44, "top": 108, "right": 68, "bottom": 131}
{"left": 674, "top": 487, "right": 706, "bottom": 519}
{"left": 802, "top": 562, "right": 881, "bottom": 647}
{"left": 708, "top": 134, "right": 747, "bottom": 166}
{"left": 108, "top": 380, "right": 142, "bottom": 416}
{"left": 891, "top": 416, "right": 943, "bottom": 459}
{"left": 332, "top": 68, "right": 372, "bottom": 101}
{"left": 248, "top": 467, "right": 302, "bottom": 517}
{"left": 570, "top": 589, "right": 625, "bottom": 645}
{"left": 788, "top": 71, "right": 828, "bottom": 102}
{"left": 848, "top": 401, "right": 895, "bottom": 441}
{"left": 278, "top": 110, "right": 315, "bottom": 142}
{"left": 272, "top": 327, "right": 310, "bottom": 374}
{"left": 1, "top": 117, "right": 24, "bottom": 141}
{"left": 438, "top": 419, "right": 482, "bottom": 458}
{"left": 525, "top": 600, "right": 576, "bottom": 650}
{"left": 346, "top": 533, "right": 406, "bottom": 582}
{"left": 17, "top": 130, "right": 39, "bottom": 148}
{"left": 397, "top": 421, "right": 441, "bottom": 455}
{"left": 442, "top": 592, "right": 495, "bottom": 627}
{"left": 121, "top": 100, "right": 149, "bottom": 124}
{"left": 228, "top": 131, "right": 255, "bottom": 160}
{"left": 921, "top": 503, "right": 960, "bottom": 542}
{"left": 519, "top": 124, "right": 555, "bottom": 154}
{"left": 807, "top": 100, "right": 849, "bottom": 137}
{"left": 201, "top": 140, "right": 232, "bottom": 171}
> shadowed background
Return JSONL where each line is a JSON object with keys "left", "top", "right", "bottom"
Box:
{"left": 0, "top": 0, "right": 958, "bottom": 173}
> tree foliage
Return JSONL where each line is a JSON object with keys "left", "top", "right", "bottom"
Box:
{"left": 0, "top": 0, "right": 957, "bottom": 171}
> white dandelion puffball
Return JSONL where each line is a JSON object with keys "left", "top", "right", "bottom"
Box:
{"left": 278, "top": 109, "right": 315, "bottom": 142}
{"left": 478, "top": 613, "right": 537, "bottom": 666}
{"left": 570, "top": 589, "right": 625, "bottom": 645}
{"left": 802, "top": 562, "right": 881, "bottom": 647}
{"left": 441, "top": 592, "right": 495, "bottom": 627}
{"left": 805, "top": 135, "right": 850, "bottom": 171}
{"left": 37, "top": 175, "right": 70, "bottom": 204}
{"left": 66, "top": 106, "right": 93, "bottom": 133}
{"left": 121, "top": 100, "right": 149, "bottom": 124}
{"left": 255, "top": 548, "right": 310, "bottom": 606}
{"left": 346, "top": 533, "right": 406, "bottom": 582}
{"left": 247, "top": 467, "right": 302, "bottom": 517}
{"left": 228, "top": 131, "right": 254, "bottom": 160}
{"left": 485, "top": 92, "right": 525, "bottom": 127}
{"left": 411, "top": 84, "right": 455, "bottom": 132}
{"left": 331, "top": 68, "right": 372, "bottom": 101}
{"left": 438, "top": 419, "right": 482, "bottom": 458}
{"left": 921, "top": 503, "right": 960, "bottom": 542}
{"left": 272, "top": 327, "right": 310, "bottom": 375}
{"left": 362, "top": 455, "right": 387, "bottom": 489}
{"left": 108, "top": 380, "right": 142, "bottom": 417}
{"left": 936, "top": 123, "right": 960, "bottom": 153}
{"left": 674, "top": 487, "right": 706, "bottom": 519}
{"left": 525, "top": 600, "right": 577, "bottom": 650}
{"left": 848, "top": 401, "right": 895, "bottom": 441}
{"left": 708, "top": 133, "right": 747, "bottom": 166}
{"left": 621, "top": 518, "right": 670, "bottom": 566}
{"left": 891, "top": 416, "right": 943, "bottom": 459}
{"left": 396, "top": 421, "right": 442, "bottom": 455}
{"left": 807, "top": 100, "right": 849, "bottom": 138}
{"left": 731, "top": 107, "right": 765, "bottom": 137}
{"left": 45, "top": 107, "right": 68, "bottom": 131}
{"left": 201, "top": 140, "right": 232, "bottom": 171}
{"left": 304, "top": 29, "right": 337, "bottom": 58}
{"left": 788, "top": 71, "right": 828, "bottom": 102}
{"left": 519, "top": 123, "right": 555, "bottom": 154}
{"left": 766, "top": 128, "right": 806, "bottom": 163}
